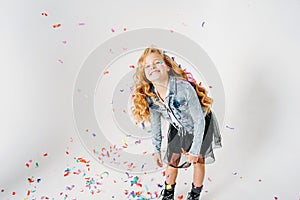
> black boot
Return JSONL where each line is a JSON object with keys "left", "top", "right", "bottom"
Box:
{"left": 186, "top": 183, "right": 203, "bottom": 200}
{"left": 159, "top": 181, "right": 176, "bottom": 200}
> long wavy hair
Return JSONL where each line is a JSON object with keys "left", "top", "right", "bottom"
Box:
{"left": 132, "top": 47, "right": 213, "bottom": 123}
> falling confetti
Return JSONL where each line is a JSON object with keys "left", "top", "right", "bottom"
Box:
{"left": 52, "top": 23, "right": 61, "bottom": 28}
{"left": 111, "top": 28, "right": 115, "bottom": 32}
{"left": 201, "top": 21, "right": 205, "bottom": 27}
{"left": 129, "top": 65, "right": 135, "bottom": 69}
{"left": 104, "top": 71, "right": 109, "bottom": 75}
{"left": 41, "top": 12, "right": 48, "bottom": 17}
{"left": 62, "top": 40, "right": 67, "bottom": 44}
{"left": 123, "top": 27, "right": 127, "bottom": 31}
{"left": 78, "top": 22, "right": 85, "bottom": 26}
{"left": 226, "top": 125, "right": 234, "bottom": 130}
{"left": 58, "top": 59, "right": 63, "bottom": 64}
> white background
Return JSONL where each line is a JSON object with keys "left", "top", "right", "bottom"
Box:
{"left": 1, "top": 0, "right": 300, "bottom": 199}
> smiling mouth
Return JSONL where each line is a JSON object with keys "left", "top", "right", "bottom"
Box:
{"left": 149, "top": 70, "right": 160, "bottom": 75}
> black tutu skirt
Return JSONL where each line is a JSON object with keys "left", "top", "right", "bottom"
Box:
{"left": 163, "top": 111, "right": 222, "bottom": 166}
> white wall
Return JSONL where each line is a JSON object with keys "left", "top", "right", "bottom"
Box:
{"left": 1, "top": 0, "right": 300, "bottom": 199}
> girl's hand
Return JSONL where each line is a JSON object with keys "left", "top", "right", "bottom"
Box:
{"left": 181, "top": 148, "right": 198, "bottom": 164}
{"left": 154, "top": 153, "right": 163, "bottom": 167}
{"left": 186, "top": 154, "right": 199, "bottom": 164}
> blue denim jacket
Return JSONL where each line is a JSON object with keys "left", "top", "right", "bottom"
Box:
{"left": 146, "top": 75, "right": 206, "bottom": 156}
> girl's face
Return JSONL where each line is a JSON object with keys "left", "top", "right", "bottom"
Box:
{"left": 144, "top": 53, "right": 170, "bottom": 83}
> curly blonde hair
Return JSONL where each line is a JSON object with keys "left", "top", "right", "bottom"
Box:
{"left": 132, "top": 47, "right": 213, "bottom": 123}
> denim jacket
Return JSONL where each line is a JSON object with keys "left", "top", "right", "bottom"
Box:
{"left": 146, "top": 75, "right": 206, "bottom": 156}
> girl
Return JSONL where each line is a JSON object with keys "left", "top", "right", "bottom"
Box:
{"left": 132, "top": 47, "right": 221, "bottom": 200}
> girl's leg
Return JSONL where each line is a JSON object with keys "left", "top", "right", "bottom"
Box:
{"left": 193, "top": 161, "right": 205, "bottom": 187}
{"left": 166, "top": 165, "right": 178, "bottom": 184}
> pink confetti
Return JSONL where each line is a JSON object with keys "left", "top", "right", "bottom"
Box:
{"left": 123, "top": 27, "right": 127, "bottom": 31}
{"left": 62, "top": 40, "right": 67, "bottom": 44}
{"left": 104, "top": 71, "right": 109, "bottom": 75}
{"left": 78, "top": 22, "right": 85, "bottom": 26}
{"left": 111, "top": 28, "right": 115, "bottom": 32}
{"left": 58, "top": 59, "right": 63, "bottom": 64}
{"left": 208, "top": 177, "right": 212, "bottom": 182}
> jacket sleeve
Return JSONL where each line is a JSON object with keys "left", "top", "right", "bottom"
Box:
{"left": 149, "top": 107, "right": 162, "bottom": 154}
{"left": 186, "top": 84, "right": 205, "bottom": 156}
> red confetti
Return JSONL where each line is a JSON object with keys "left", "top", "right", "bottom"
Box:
{"left": 129, "top": 65, "right": 135, "bottom": 69}
{"left": 43, "top": 153, "right": 48, "bottom": 157}
{"left": 178, "top": 195, "right": 183, "bottom": 200}
{"left": 12, "top": 191, "right": 16, "bottom": 195}
{"left": 123, "top": 27, "right": 127, "bottom": 31}
{"left": 25, "top": 163, "right": 30, "bottom": 168}
{"left": 41, "top": 12, "right": 48, "bottom": 16}
{"left": 27, "top": 190, "right": 31, "bottom": 196}
{"left": 52, "top": 23, "right": 61, "bottom": 28}
{"left": 103, "top": 71, "right": 109, "bottom": 75}
{"left": 209, "top": 85, "right": 213, "bottom": 88}
{"left": 64, "top": 172, "right": 70, "bottom": 177}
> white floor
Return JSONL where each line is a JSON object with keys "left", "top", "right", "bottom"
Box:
{"left": 1, "top": 0, "right": 300, "bottom": 200}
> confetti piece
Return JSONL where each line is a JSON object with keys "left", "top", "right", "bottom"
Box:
{"left": 43, "top": 153, "right": 48, "bottom": 157}
{"left": 35, "top": 162, "right": 39, "bottom": 167}
{"left": 129, "top": 65, "right": 135, "bottom": 69}
{"left": 25, "top": 163, "right": 30, "bottom": 168}
{"left": 209, "top": 85, "right": 213, "bottom": 88}
{"left": 92, "top": 133, "right": 96, "bottom": 137}
{"left": 58, "top": 59, "right": 63, "bottom": 64}
{"left": 78, "top": 22, "right": 85, "bottom": 26}
{"left": 41, "top": 12, "right": 48, "bottom": 16}
{"left": 100, "top": 171, "right": 109, "bottom": 179}
{"left": 123, "top": 27, "right": 127, "bottom": 31}
{"left": 274, "top": 197, "right": 278, "bottom": 200}
{"left": 111, "top": 28, "right": 115, "bottom": 32}
{"left": 104, "top": 71, "right": 109, "bottom": 75}
{"left": 232, "top": 172, "right": 238, "bottom": 175}
{"left": 62, "top": 40, "right": 67, "bottom": 44}
{"left": 52, "top": 23, "right": 61, "bottom": 28}
{"left": 226, "top": 125, "right": 234, "bottom": 130}
{"left": 1, "top": 189, "right": 4, "bottom": 192}
{"left": 208, "top": 177, "right": 212, "bottom": 182}
{"left": 12, "top": 191, "right": 16, "bottom": 195}
{"left": 201, "top": 21, "right": 205, "bottom": 27}
{"left": 178, "top": 195, "right": 184, "bottom": 200}
{"left": 170, "top": 29, "right": 174, "bottom": 33}
{"left": 120, "top": 89, "right": 124, "bottom": 92}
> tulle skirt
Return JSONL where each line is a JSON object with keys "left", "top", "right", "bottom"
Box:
{"left": 163, "top": 111, "right": 222, "bottom": 166}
